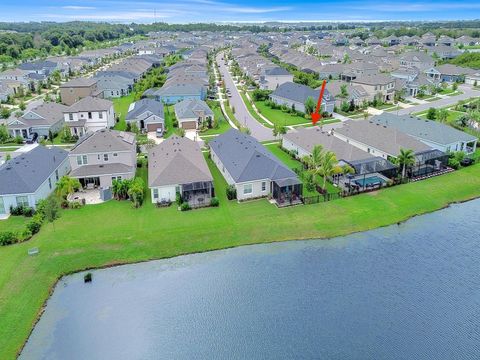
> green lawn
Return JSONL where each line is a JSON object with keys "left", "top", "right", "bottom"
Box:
{"left": 254, "top": 100, "right": 315, "bottom": 127}
{"left": 112, "top": 93, "right": 135, "bottom": 131}
{"left": 240, "top": 92, "right": 273, "bottom": 128}
{"left": 163, "top": 105, "right": 177, "bottom": 137}
{"left": 200, "top": 101, "right": 231, "bottom": 136}
{"left": 1, "top": 161, "right": 480, "bottom": 359}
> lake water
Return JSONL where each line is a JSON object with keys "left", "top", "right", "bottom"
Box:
{"left": 20, "top": 200, "right": 480, "bottom": 360}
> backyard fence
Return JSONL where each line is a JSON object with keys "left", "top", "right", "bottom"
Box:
{"left": 302, "top": 192, "right": 344, "bottom": 205}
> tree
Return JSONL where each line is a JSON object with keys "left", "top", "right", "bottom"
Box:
{"left": 303, "top": 171, "right": 316, "bottom": 192}
{"left": 304, "top": 96, "right": 316, "bottom": 115}
{"left": 0, "top": 124, "right": 10, "bottom": 143}
{"left": 56, "top": 176, "right": 81, "bottom": 199}
{"left": 363, "top": 110, "right": 369, "bottom": 121}
{"left": 397, "top": 148, "right": 415, "bottom": 178}
{"left": 452, "top": 82, "right": 458, "bottom": 91}
{"left": 426, "top": 107, "right": 437, "bottom": 120}
{"left": 128, "top": 178, "right": 145, "bottom": 208}
{"left": 318, "top": 151, "right": 340, "bottom": 191}
{"left": 0, "top": 106, "right": 11, "bottom": 119}
{"left": 437, "top": 108, "right": 448, "bottom": 123}
{"left": 43, "top": 196, "right": 60, "bottom": 231}
{"left": 340, "top": 84, "right": 349, "bottom": 98}
{"left": 19, "top": 101, "right": 26, "bottom": 111}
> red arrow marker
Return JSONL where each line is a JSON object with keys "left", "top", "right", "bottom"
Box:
{"left": 311, "top": 79, "right": 327, "bottom": 125}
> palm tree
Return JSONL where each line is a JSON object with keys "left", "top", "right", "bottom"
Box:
{"left": 397, "top": 148, "right": 416, "bottom": 179}
{"left": 56, "top": 176, "right": 81, "bottom": 199}
{"left": 318, "top": 151, "right": 340, "bottom": 191}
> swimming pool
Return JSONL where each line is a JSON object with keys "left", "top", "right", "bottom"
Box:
{"left": 354, "top": 176, "right": 386, "bottom": 187}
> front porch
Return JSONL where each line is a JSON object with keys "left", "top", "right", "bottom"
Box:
{"left": 272, "top": 178, "right": 303, "bottom": 207}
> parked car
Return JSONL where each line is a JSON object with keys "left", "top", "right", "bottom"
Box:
{"left": 156, "top": 128, "right": 164, "bottom": 138}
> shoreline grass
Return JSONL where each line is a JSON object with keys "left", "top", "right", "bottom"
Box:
{"left": 1, "top": 162, "right": 480, "bottom": 359}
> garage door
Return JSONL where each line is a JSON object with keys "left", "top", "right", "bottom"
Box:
{"left": 147, "top": 123, "right": 162, "bottom": 132}
{"left": 181, "top": 121, "right": 197, "bottom": 130}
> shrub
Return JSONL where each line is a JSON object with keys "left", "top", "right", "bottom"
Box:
{"left": 176, "top": 192, "right": 183, "bottom": 206}
{"left": 27, "top": 217, "right": 42, "bottom": 235}
{"left": 9, "top": 205, "right": 25, "bottom": 216}
{"left": 21, "top": 228, "right": 33, "bottom": 241}
{"left": 0, "top": 231, "right": 19, "bottom": 246}
{"left": 180, "top": 202, "right": 191, "bottom": 211}
{"left": 210, "top": 197, "right": 220, "bottom": 207}
{"left": 448, "top": 158, "right": 460, "bottom": 169}
{"left": 23, "top": 207, "right": 35, "bottom": 217}
{"left": 226, "top": 185, "right": 237, "bottom": 200}
{"left": 69, "top": 201, "right": 83, "bottom": 209}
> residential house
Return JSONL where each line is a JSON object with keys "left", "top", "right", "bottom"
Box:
{"left": 0, "top": 146, "right": 70, "bottom": 218}
{"left": 126, "top": 98, "right": 165, "bottom": 133}
{"left": 174, "top": 98, "right": 214, "bottom": 130}
{"left": 399, "top": 51, "right": 435, "bottom": 70}
{"left": 69, "top": 129, "right": 136, "bottom": 189}
{"left": 333, "top": 120, "right": 432, "bottom": 160}
{"left": 465, "top": 72, "right": 480, "bottom": 86}
{"left": 148, "top": 136, "right": 214, "bottom": 207}
{"left": 259, "top": 67, "right": 294, "bottom": 90}
{"left": 63, "top": 96, "right": 115, "bottom": 137}
{"left": 60, "top": 78, "right": 99, "bottom": 106}
{"left": 151, "top": 83, "right": 206, "bottom": 104}
{"left": 209, "top": 129, "right": 302, "bottom": 205}
{"left": 351, "top": 74, "right": 396, "bottom": 103}
{"left": 325, "top": 81, "right": 369, "bottom": 107}
{"left": 7, "top": 102, "right": 68, "bottom": 140}
{"left": 270, "top": 82, "right": 335, "bottom": 114}
{"left": 371, "top": 113, "right": 478, "bottom": 154}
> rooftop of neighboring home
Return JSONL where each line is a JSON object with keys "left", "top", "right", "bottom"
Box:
{"left": 60, "top": 77, "right": 98, "bottom": 88}
{"left": 264, "top": 67, "right": 291, "bottom": 76}
{"left": 174, "top": 98, "right": 213, "bottom": 119}
{"left": 148, "top": 135, "right": 212, "bottom": 187}
{"left": 351, "top": 74, "right": 395, "bottom": 86}
{"left": 271, "top": 81, "right": 333, "bottom": 103}
{"left": 434, "top": 64, "right": 477, "bottom": 76}
{"left": 64, "top": 96, "right": 113, "bottom": 113}
{"left": 153, "top": 83, "right": 204, "bottom": 96}
{"left": 334, "top": 120, "right": 431, "bottom": 156}
{"left": 209, "top": 129, "right": 300, "bottom": 184}
{"left": 17, "top": 102, "right": 69, "bottom": 126}
{"left": 17, "top": 60, "right": 57, "bottom": 71}
{"left": 370, "top": 113, "right": 478, "bottom": 145}
{"left": 126, "top": 99, "right": 164, "bottom": 122}
{"left": 284, "top": 127, "right": 374, "bottom": 162}
{"left": 70, "top": 129, "right": 136, "bottom": 155}
{"left": 400, "top": 51, "right": 434, "bottom": 63}
{"left": 0, "top": 145, "right": 68, "bottom": 196}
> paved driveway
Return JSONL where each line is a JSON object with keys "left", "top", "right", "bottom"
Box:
{"left": 397, "top": 85, "right": 480, "bottom": 115}
{"left": 216, "top": 53, "right": 274, "bottom": 142}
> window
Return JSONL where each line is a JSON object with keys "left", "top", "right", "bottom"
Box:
{"left": 175, "top": 186, "right": 181, "bottom": 194}
{"left": 99, "top": 112, "right": 103, "bottom": 119}
{"left": 113, "top": 153, "right": 118, "bottom": 157}
{"left": 97, "top": 154, "right": 101, "bottom": 160}
{"left": 104, "top": 154, "right": 109, "bottom": 162}
{"left": 16, "top": 196, "right": 29, "bottom": 208}
{"left": 48, "top": 178, "right": 52, "bottom": 189}
{"left": 88, "top": 112, "right": 92, "bottom": 119}
{"left": 243, "top": 184, "right": 253, "bottom": 195}
{"left": 153, "top": 189, "right": 159, "bottom": 199}
{"left": 69, "top": 113, "right": 73, "bottom": 121}
{"left": 55, "top": 169, "right": 59, "bottom": 181}
{"left": 111, "top": 176, "right": 122, "bottom": 182}
{"left": 76, "top": 155, "right": 88, "bottom": 165}
{"left": 261, "top": 182, "right": 266, "bottom": 192}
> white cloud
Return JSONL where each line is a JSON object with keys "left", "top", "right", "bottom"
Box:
{"left": 62, "top": 6, "right": 97, "bottom": 10}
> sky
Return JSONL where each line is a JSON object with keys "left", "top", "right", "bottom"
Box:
{"left": 1, "top": 0, "right": 480, "bottom": 23}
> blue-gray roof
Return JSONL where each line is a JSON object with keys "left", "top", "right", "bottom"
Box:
{"left": 0, "top": 146, "right": 68, "bottom": 195}
{"left": 209, "top": 129, "right": 300, "bottom": 183}
{"left": 265, "top": 67, "right": 291, "bottom": 76}
{"left": 174, "top": 99, "right": 213, "bottom": 119}
{"left": 126, "top": 99, "right": 165, "bottom": 123}
{"left": 371, "top": 113, "right": 477, "bottom": 146}
{"left": 271, "top": 82, "right": 333, "bottom": 105}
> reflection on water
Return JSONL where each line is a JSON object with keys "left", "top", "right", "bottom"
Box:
{"left": 20, "top": 200, "right": 480, "bottom": 360}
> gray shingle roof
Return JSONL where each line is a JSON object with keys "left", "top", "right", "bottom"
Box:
{"left": 271, "top": 82, "right": 333, "bottom": 105}
{"left": 148, "top": 136, "right": 212, "bottom": 187}
{"left": 371, "top": 113, "right": 477, "bottom": 145}
{"left": 284, "top": 127, "right": 374, "bottom": 162}
{"left": 70, "top": 129, "right": 136, "bottom": 154}
{"left": 174, "top": 99, "right": 213, "bottom": 120}
{"left": 265, "top": 67, "right": 290, "bottom": 76}
{"left": 209, "top": 129, "right": 300, "bottom": 183}
{"left": 70, "top": 163, "right": 134, "bottom": 177}
{"left": 126, "top": 99, "right": 164, "bottom": 123}
{"left": 65, "top": 96, "right": 113, "bottom": 113}
{"left": 334, "top": 120, "right": 431, "bottom": 156}
{"left": 0, "top": 146, "right": 68, "bottom": 195}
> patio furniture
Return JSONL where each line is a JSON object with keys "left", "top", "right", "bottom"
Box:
{"left": 86, "top": 183, "right": 95, "bottom": 190}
